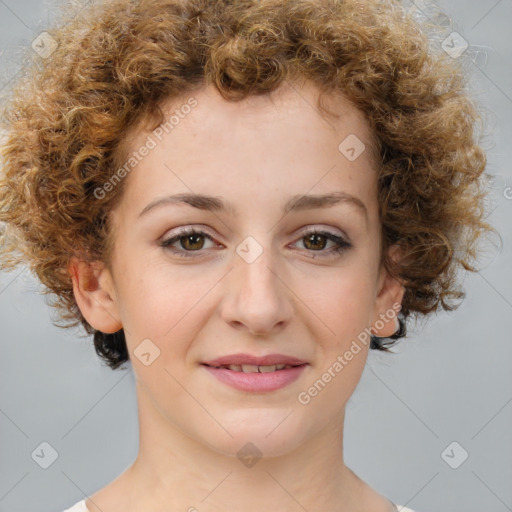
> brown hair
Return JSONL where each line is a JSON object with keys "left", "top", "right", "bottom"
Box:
{"left": 0, "top": 0, "right": 495, "bottom": 369}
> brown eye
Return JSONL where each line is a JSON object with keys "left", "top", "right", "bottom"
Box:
{"left": 295, "top": 229, "right": 352, "bottom": 257}
{"left": 302, "top": 233, "right": 329, "bottom": 250}
{"left": 160, "top": 228, "right": 217, "bottom": 257}
{"left": 179, "top": 233, "right": 205, "bottom": 251}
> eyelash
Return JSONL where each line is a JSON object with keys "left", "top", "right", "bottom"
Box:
{"left": 160, "top": 227, "right": 352, "bottom": 259}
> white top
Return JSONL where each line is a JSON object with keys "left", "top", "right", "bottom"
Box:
{"left": 62, "top": 500, "right": 89, "bottom": 512}
{"left": 62, "top": 498, "right": 419, "bottom": 511}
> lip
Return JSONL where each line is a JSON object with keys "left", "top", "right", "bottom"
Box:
{"left": 202, "top": 364, "right": 308, "bottom": 392}
{"left": 202, "top": 353, "right": 308, "bottom": 367}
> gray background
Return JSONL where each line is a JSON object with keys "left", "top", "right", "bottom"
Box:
{"left": 0, "top": 1, "right": 511, "bottom": 511}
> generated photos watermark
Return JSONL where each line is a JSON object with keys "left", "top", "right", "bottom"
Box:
{"left": 93, "top": 97, "right": 198, "bottom": 200}
{"left": 297, "top": 302, "right": 402, "bottom": 405}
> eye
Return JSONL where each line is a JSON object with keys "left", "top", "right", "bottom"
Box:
{"left": 159, "top": 226, "right": 352, "bottom": 259}
{"left": 293, "top": 228, "right": 352, "bottom": 257}
{"left": 160, "top": 228, "right": 218, "bottom": 258}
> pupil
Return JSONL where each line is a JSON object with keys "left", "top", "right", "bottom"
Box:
{"left": 305, "top": 234, "right": 326, "bottom": 250}
{"left": 183, "top": 234, "right": 204, "bottom": 250}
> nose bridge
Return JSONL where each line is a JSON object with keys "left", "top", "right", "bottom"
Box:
{"left": 240, "top": 246, "right": 279, "bottom": 298}
{"left": 221, "top": 236, "right": 293, "bottom": 335}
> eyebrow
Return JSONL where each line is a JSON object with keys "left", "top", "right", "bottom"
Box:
{"left": 138, "top": 191, "right": 368, "bottom": 220}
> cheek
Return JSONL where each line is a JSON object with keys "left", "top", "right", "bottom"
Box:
{"left": 303, "top": 265, "right": 376, "bottom": 342}
{"left": 301, "top": 273, "right": 374, "bottom": 411}
{"left": 116, "top": 261, "right": 219, "bottom": 356}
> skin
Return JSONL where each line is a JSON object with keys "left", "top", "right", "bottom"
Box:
{"left": 71, "top": 79, "right": 405, "bottom": 512}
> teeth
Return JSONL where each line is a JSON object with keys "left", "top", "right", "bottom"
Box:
{"left": 217, "top": 364, "right": 296, "bottom": 372}
{"left": 241, "top": 364, "right": 260, "bottom": 373}
{"left": 258, "top": 365, "right": 277, "bottom": 373}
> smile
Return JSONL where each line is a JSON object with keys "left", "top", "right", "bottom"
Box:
{"left": 202, "top": 363, "right": 308, "bottom": 392}
{"left": 206, "top": 363, "right": 299, "bottom": 372}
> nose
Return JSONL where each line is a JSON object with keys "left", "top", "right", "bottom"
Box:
{"left": 220, "top": 245, "right": 294, "bottom": 337}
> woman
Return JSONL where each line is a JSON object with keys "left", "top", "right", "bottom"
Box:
{"left": 0, "top": 0, "right": 493, "bottom": 511}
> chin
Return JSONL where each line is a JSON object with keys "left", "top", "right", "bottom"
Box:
{"left": 193, "top": 412, "right": 312, "bottom": 460}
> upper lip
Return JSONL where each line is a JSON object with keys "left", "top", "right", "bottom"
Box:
{"left": 202, "top": 353, "right": 308, "bottom": 367}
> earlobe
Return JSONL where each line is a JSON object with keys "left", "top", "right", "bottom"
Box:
{"left": 69, "top": 257, "right": 122, "bottom": 333}
{"left": 370, "top": 245, "right": 405, "bottom": 338}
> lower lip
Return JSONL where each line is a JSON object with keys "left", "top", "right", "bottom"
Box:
{"left": 202, "top": 364, "right": 308, "bottom": 392}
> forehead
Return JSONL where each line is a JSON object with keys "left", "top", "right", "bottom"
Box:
{"left": 121, "top": 80, "right": 378, "bottom": 169}
{"left": 113, "top": 80, "right": 380, "bottom": 226}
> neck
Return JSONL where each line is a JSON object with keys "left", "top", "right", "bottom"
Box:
{"left": 129, "top": 382, "right": 365, "bottom": 511}
{"left": 86, "top": 380, "right": 395, "bottom": 512}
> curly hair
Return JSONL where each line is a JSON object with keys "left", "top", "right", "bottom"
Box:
{"left": 0, "top": 0, "right": 494, "bottom": 370}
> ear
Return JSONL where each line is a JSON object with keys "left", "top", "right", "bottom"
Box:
{"left": 68, "top": 257, "right": 122, "bottom": 333}
{"left": 370, "top": 244, "right": 405, "bottom": 338}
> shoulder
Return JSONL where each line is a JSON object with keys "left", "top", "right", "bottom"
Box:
{"left": 62, "top": 499, "right": 89, "bottom": 512}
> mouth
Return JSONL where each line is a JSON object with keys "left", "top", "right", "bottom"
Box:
{"left": 201, "top": 357, "right": 308, "bottom": 392}
{"left": 202, "top": 363, "right": 305, "bottom": 373}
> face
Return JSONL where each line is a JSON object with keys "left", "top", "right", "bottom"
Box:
{"left": 73, "top": 80, "right": 404, "bottom": 458}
